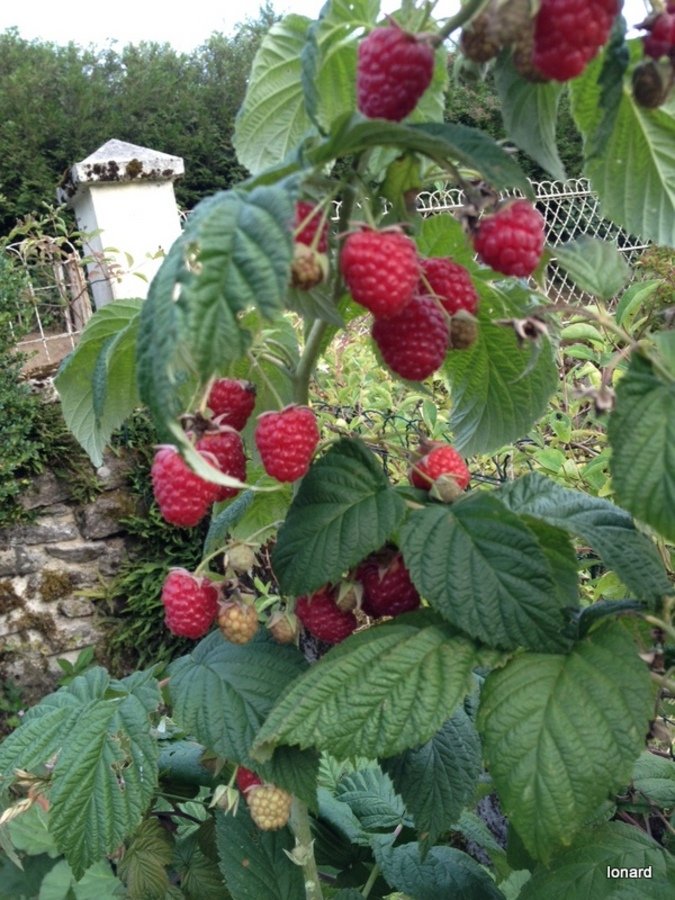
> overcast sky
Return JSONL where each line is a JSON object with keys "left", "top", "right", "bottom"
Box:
{"left": 0, "top": 1, "right": 650, "bottom": 52}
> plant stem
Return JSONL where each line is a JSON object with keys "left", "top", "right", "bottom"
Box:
{"left": 432, "top": 0, "right": 491, "bottom": 44}
{"left": 289, "top": 799, "right": 323, "bottom": 900}
{"left": 362, "top": 863, "right": 380, "bottom": 898}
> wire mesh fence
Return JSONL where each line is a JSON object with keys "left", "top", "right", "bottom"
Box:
{"left": 3, "top": 179, "right": 651, "bottom": 372}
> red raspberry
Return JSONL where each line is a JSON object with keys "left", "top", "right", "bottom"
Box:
{"left": 295, "top": 586, "right": 357, "bottom": 644}
{"left": 533, "top": 0, "right": 618, "bottom": 81}
{"left": 206, "top": 379, "right": 256, "bottom": 431}
{"left": 236, "top": 766, "right": 263, "bottom": 794}
{"left": 162, "top": 568, "right": 219, "bottom": 639}
{"left": 151, "top": 445, "right": 219, "bottom": 527}
{"left": 340, "top": 229, "right": 420, "bottom": 318}
{"left": 356, "top": 548, "right": 421, "bottom": 618}
{"left": 371, "top": 294, "right": 449, "bottom": 381}
{"left": 357, "top": 25, "right": 435, "bottom": 121}
{"left": 255, "top": 405, "right": 319, "bottom": 482}
{"left": 472, "top": 200, "right": 545, "bottom": 278}
{"left": 196, "top": 429, "right": 246, "bottom": 501}
{"left": 420, "top": 257, "right": 479, "bottom": 315}
{"left": 643, "top": 12, "right": 675, "bottom": 61}
{"left": 294, "top": 201, "right": 329, "bottom": 252}
{"left": 409, "top": 444, "right": 471, "bottom": 491}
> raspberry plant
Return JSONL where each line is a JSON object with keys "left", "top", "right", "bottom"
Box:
{"left": 2, "top": 1, "right": 675, "bottom": 897}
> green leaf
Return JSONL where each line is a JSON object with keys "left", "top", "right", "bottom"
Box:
{"left": 632, "top": 751, "right": 675, "bottom": 808}
{"left": 477, "top": 622, "right": 654, "bottom": 863}
{"left": 55, "top": 299, "right": 141, "bottom": 466}
{"left": 520, "top": 516, "right": 579, "bottom": 611}
{"left": 174, "top": 831, "right": 228, "bottom": 900}
{"left": 498, "top": 472, "right": 671, "bottom": 607}
{"left": 0, "top": 853, "right": 56, "bottom": 899}
{"left": 272, "top": 438, "right": 407, "bottom": 596}
{"left": 372, "top": 838, "right": 505, "bottom": 900}
{"left": 400, "top": 495, "right": 573, "bottom": 652}
{"left": 416, "top": 213, "right": 477, "bottom": 268}
{"left": 494, "top": 53, "right": 566, "bottom": 181}
{"left": 6, "top": 803, "right": 58, "bottom": 858}
{"left": 253, "top": 617, "right": 483, "bottom": 760}
{"left": 608, "top": 335, "right": 675, "bottom": 542}
{"left": 335, "top": 767, "right": 408, "bottom": 831}
{"left": 615, "top": 279, "right": 660, "bottom": 328}
{"left": 37, "top": 859, "right": 123, "bottom": 900}
{"left": 118, "top": 819, "right": 173, "bottom": 900}
{"left": 381, "top": 707, "right": 482, "bottom": 850}
{"left": 444, "top": 281, "right": 558, "bottom": 455}
{"left": 215, "top": 807, "right": 304, "bottom": 900}
{"left": 519, "top": 821, "right": 675, "bottom": 899}
{"left": 168, "top": 630, "right": 308, "bottom": 773}
{"left": 553, "top": 237, "right": 630, "bottom": 300}
{"left": 570, "top": 47, "right": 675, "bottom": 247}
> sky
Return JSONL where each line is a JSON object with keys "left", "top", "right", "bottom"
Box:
{"left": 0, "top": 1, "right": 651, "bottom": 52}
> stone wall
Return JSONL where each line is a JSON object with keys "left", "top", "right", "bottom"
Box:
{"left": 0, "top": 452, "right": 139, "bottom": 704}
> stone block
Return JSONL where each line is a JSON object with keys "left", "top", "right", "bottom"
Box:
{"left": 0, "top": 549, "right": 17, "bottom": 577}
{"left": 97, "top": 451, "right": 134, "bottom": 490}
{"left": 57, "top": 597, "right": 95, "bottom": 618}
{"left": 6, "top": 514, "right": 80, "bottom": 546}
{"left": 18, "top": 471, "right": 72, "bottom": 510}
{"left": 77, "top": 489, "right": 138, "bottom": 540}
{"left": 46, "top": 542, "right": 108, "bottom": 564}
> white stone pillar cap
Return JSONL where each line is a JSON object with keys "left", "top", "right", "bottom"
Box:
{"left": 58, "top": 139, "right": 184, "bottom": 204}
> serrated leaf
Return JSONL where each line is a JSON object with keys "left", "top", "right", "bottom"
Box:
{"left": 173, "top": 832, "right": 228, "bottom": 900}
{"left": 6, "top": 804, "right": 58, "bottom": 857}
{"left": 608, "top": 335, "right": 675, "bottom": 542}
{"left": 335, "top": 767, "right": 408, "bottom": 831}
{"left": 372, "top": 838, "right": 505, "bottom": 900}
{"left": 37, "top": 859, "right": 123, "bottom": 900}
{"left": 272, "top": 438, "right": 407, "bottom": 596}
{"left": 494, "top": 53, "right": 566, "bottom": 181}
{"left": 416, "top": 213, "right": 477, "bottom": 268}
{"left": 0, "top": 852, "right": 57, "bottom": 899}
{"left": 316, "top": 786, "right": 371, "bottom": 847}
{"left": 553, "top": 237, "right": 630, "bottom": 300}
{"left": 215, "top": 807, "right": 304, "bottom": 900}
{"left": 498, "top": 472, "right": 671, "bottom": 607}
{"left": 253, "top": 617, "right": 482, "bottom": 760}
{"left": 477, "top": 622, "right": 654, "bottom": 863}
{"left": 55, "top": 299, "right": 141, "bottom": 466}
{"left": 615, "top": 279, "right": 660, "bottom": 328}
{"left": 400, "top": 495, "right": 573, "bottom": 652}
{"left": 118, "top": 819, "right": 173, "bottom": 900}
{"left": 454, "top": 809, "right": 505, "bottom": 855}
{"left": 520, "top": 516, "right": 579, "bottom": 610}
{"left": 444, "top": 281, "right": 558, "bottom": 455}
{"left": 203, "top": 492, "right": 255, "bottom": 555}
{"left": 570, "top": 45, "right": 675, "bottom": 247}
{"left": 632, "top": 751, "right": 675, "bottom": 808}
{"left": 382, "top": 707, "right": 481, "bottom": 851}
{"left": 519, "top": 821, "right": 675, "bottom": 899}
{"left": 168, "top": 630, "right": 308, "bottom": 773}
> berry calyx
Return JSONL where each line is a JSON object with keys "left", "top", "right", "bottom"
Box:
{"left": 357, "top": 25, "right": 435, "bottom": 121}
{"left": 246, "top": 783, "right": 293, "bottom": 831}
{"left": 340, "top": 229, "right": 420, "bottom": 318}
{"left": 295, "top": 586, "right": 357, "bottom": 644}
{"left": 642, "top": 11, "right": 675, "bottom": 61}
{"left": 151, "top": 445, "right": 219, "bottom": 527}
{"left": 371, "top": 294, "right": 449, "bottom": 381}
{"left": 218, "top": 598, "right": 259, "bottom": 645}
{"left": 532, "top": 0, "right": 618, "bottom": 82}
{"left": 472, "top": 200, "right": 545, "bottom": 278}
{"left": 419, "top": 257, "right": 479, "bottom": 316}
{"left": 409, "top": 443, "right": 471, "bottom": 492}
{"left": 255, "top": 405, "right": 320, "bottom": 482}
{"left": 195, "top": 429, "right": 246, "bottom": 501}
{"left": 162, "top": 568, "right": 219, "bottom": 639}
{"left": 356, "top": 548, "right": 421, "bottom": 618}
{"left": 206, "top": 379, "right": 257, "bottom": 431}
{"left": 294, "top": 201, "right": 329, "bottom": 252}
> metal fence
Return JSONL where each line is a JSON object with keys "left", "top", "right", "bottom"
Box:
{"left": 4, "top": 179, "right": 650, "bottom": 372}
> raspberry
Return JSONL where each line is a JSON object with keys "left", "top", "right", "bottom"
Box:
{"left": 290, "top": 243, "right": 328, "bottom": 291}
{"left": 294, "top": 201, "right": 329, "bottom": 252}
{"left": 267, "top": 610, "right": 300, "bottom": 645}
{"left": 151, "top": 445, "right": 219, "bottom": 527}
{"left": 420, "top": 257, "right": 479, "bottom": 315}
{"left": 356, "top": 548, "right": 421, "bottom": 618}
{"left": 206, "top": 379, "right": 256, "bottom": 431}
{"left": 246, "top": 783, "right": 293, "bottom": 831}
{"left": 340, "top": 229, "right": 420, "bottom": 318}
{"left": 632, "top": 59, "right": 675, "bottom": 108}
{"left": 449, "top": 312, "right": 479, "bottom": 350}
{"left": 195, "top": 429, "right": 246, "bottom": 502}
{"left": 162, "top": 568, "right": 219, "bottom": 639}
{"left": 532, "top": 0, "right": 618, "bottom": 82}
{"left": 460, "top": 4, "right": 502, "bottom": 63}
{"left": 218, "top": 599, "right": 259, "bottom": 644}
{"left": 409, "top": 444, "right": 471, "bottom": 492}
{"left": 643, "top": 12, "right": 675, "bottom": 61}
{"left": 295, "top": 586, "right": 357, "bottom": 644}
{"left": 357, "top": 25, "right": 435, "bottom": 121}
{"left": 255, "top": 405, "right": 319, "bottom": 482}
{"left": 371, "top": 294, "right": 449, "bottom": 381}
{"left": 236, "top": 766, "right": 263, "bottom": 794}
{"left": 472, "top": 200, "right": 545, "bottom": 278}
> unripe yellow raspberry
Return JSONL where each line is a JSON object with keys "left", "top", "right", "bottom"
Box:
{"left": 218, "top": 599, "right": 259, "bottom": 644}
{"left": 246, "top": 784, "right": 292, "bottom": 830}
